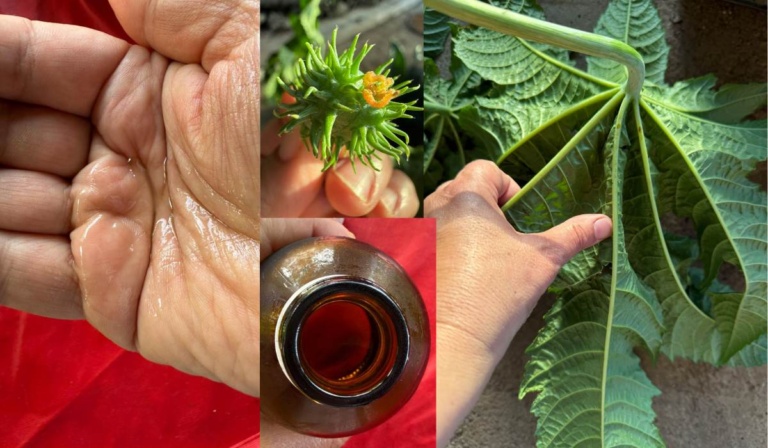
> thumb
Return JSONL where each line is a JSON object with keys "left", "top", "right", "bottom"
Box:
{"left": 108, "top": 0, "right": 257, "bottom": 67}
{"left": 538, "top": 214, "right": 613, "bottom": 267}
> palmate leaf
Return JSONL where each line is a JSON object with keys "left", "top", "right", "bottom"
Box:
{"left": 641, "top": 102, "right": 767, "bottom": 361}
{"left": 519, "top": 107, "right": 666, "bottom": 447}
{"left": 424, "top": 0, "right": 767, "bottom": 446}
{"left": 423, "top": 55, "right": 482, "bottom": 174}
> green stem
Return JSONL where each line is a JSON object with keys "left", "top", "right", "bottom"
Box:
{"left": 501, "top": 91, "right": 625, "bottom": 211}
{"left": 446, "top": 118, "right": 466, "bottom": 167}
{"left": 633, "top": 101, "right": 711, "bottom": 323}
{"left": 601, "top": 94, "right": 633, "bottom": 445}
{"left": 424, "top": 116, "right": 445, "bottom": 173}
{"left": 425, "top": 0, "right": 646, "bottom": 99}
{"left": 424, "top": 98, "right": 456, "bottom": 114}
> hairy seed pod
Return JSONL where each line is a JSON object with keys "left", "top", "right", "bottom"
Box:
{"left": 275, "top": 28, "right": 421, "bottom": 171}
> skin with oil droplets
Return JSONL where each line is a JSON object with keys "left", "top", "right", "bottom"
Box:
{"left": 0, "top": 3, "right": 260, "bottom": 398}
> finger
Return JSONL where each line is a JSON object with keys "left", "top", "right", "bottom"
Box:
{"left": 261, "top": 148, "right": 325, "bottom": 217}
{"left": 325, "top": 156, "right": 394, "bottom": 217}
{"left": 277, "top": 127, "right": 305, "bottom": 162}
{"left": 162, "top": 40, "right": 260, "bottom": 238}
{"left": 0, "top": 15, "right": 130, "bottom": 116}
{"left": 261, "top": 118, "right": 283, "bottom": 157}
{"left": 367, "top": 170, "right": 420, "bottom": 218}
{"left": 260, "top": 218, "right": 355, "bottom": 261}
{"left": 300, "top": 192, "right": 338, "bottom": 218}
{"left": 536, "top": 214, "right": 612, "bottom": 267}
{"left": 0, "top": 170, "right": 72, "bottom": 234}
{"left": 451, "top": 160, "right": 520, "bottom": 208}
{"left": 426, "top": 161, "right": 519, "bottom": 218}
{"left": 108, "top": 0, "right": 258, "bottom": 69}
{"left": 0, "top": 101, "right": 90, "bottom": 177}
{"left": 435, "top": 179, "right": 452, "bottom": 194}
{"left": 90, "top": 46, "right": 168, "bottom": 176}
{"left": 70, "top": 140, "right": 154, "bottom": 350}
{"left": 0, "top": 230, "right": 82, "bottom": 319}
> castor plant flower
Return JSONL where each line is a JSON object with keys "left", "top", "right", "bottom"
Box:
{"left": 275, "top": 28, "right": 421, "bottom": 171}
{"left": 362, "top": 71, "right": 398, "bottom": 108}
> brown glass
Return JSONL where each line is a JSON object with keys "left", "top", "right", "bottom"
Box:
{"left": 260, "top": 237, "right": 429, "bottom": 437}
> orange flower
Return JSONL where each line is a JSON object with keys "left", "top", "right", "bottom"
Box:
{"left": 362, "top": 71, "right": 398, "bottom": 108}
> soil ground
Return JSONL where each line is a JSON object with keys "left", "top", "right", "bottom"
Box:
{"left": 448, "top": 1, "right": 768, "bottom": 447}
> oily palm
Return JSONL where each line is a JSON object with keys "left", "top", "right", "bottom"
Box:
{"left": 0, "top": 0, "right": 260, "bottom": 396}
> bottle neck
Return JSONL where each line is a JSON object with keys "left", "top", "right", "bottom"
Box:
{"left": 276, "top": 276, "right": 410, "bottom": 407}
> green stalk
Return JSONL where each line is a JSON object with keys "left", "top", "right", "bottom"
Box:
{"left": 424, "top": 0, "right": 646, "bottom": 99}
{"left": 424, "top": 98, "right": 456, "bottom": 114}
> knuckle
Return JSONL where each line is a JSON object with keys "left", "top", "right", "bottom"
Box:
{"left": 536, "top": 223, "right": 592, "bottom": 268}
{"left": 570, "top": 223, "right": 593, "bottom": 252}
{"left": 460, "top": 160, "right": 498, "bottom": 183}
{"left": 14, "top": 19, "right": 35, "bottom": 98}
{"left": 538, "top": 240, "right": 569, "bottom": 268}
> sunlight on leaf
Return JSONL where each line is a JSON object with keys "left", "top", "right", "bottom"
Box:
{"left": 424, "top": 0, "right": 767, "bottom": 445}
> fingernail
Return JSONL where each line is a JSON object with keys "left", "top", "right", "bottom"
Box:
{"left": 380, "top": 189, "right": 398, "bottom": 215}
{"left": 593, "top": 217, "right": 613, "bottom": 240}
{"left": 336, "top": 163, "right": 375, "bottom": 202}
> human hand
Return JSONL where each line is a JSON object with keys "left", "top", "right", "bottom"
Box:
{"left": 261, "top": 117, "right": 419, "bottom": 218}
{"left": 260, "top": 217, "right": 353, "bottom": 448}
{"left": 0, "top": 0, "right": 259, "bottom": 396}
{"left": 425, "top": 161, "right": 613, "bottom": 447}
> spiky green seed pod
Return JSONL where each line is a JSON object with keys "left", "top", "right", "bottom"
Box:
{"left": 275, "top": 28, "right": 421, "bottom": 171}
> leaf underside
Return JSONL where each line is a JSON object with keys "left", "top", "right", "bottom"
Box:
{"left": 424, "top": 0, "right": 767, "bottom": 446}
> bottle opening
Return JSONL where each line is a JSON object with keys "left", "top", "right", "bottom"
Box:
{"left": 298, "top": 293, "right": 399, "bottom": 397}
{"left": 279, "top": 278, "right": 409, "bottom": 407}
{"left": 299, "top": 301, "right": 373, "bottom": 381}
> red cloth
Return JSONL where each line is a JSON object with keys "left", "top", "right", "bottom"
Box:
{"left": 344, "top": 218, "right": 437, "bottom": 448}
{"left": 0, "top": 311, "right": 260, "bottom": 448}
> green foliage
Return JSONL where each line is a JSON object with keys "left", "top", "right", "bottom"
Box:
{"left": 263, "top": 0, "right": 324, "bottom": 105}
{"left": 276, "top": 28, "right": 421, "bottom": 171}
{"left": 425, "top": 0, "right": 767, "bottom": 446}
{"left": 424, "top": 7, "right": 452, "bottom": 58}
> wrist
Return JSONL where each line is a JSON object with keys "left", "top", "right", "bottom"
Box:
{"left": 436, "top": 322, "right": 498, "bottom": 447}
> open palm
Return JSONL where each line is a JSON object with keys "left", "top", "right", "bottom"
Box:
{"left": 0, "top": 1, "right": 260, "bottom": 396}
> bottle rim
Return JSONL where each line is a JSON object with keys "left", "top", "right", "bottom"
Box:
{"left": 275, "top": 276, "right": 410, "bottom": 407}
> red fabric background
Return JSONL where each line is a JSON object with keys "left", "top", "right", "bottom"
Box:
{"left": 0, "top": 1, "right": 436, "bottom": 445}
{"left": 0, "top": 311, "right": 260, "bottom": 448}
{"left": 343, "top": 219, "right": 437, "bottom": 448}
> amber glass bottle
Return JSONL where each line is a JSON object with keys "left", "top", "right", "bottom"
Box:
{"left": 260, "top": 236, "right": 430, "bottom": 437}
